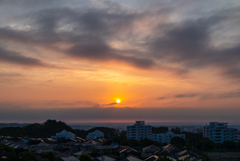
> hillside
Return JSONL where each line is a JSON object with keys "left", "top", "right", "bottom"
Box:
{"left": 0, "top": 120, "right": 117, "bottom": 139}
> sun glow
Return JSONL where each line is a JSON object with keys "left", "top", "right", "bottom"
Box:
{"left": 116, "top": 99, "right": 121, "bottom": 103}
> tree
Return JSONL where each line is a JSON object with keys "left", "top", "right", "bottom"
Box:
{"left": 79, "top": 154, "right": 93, "bottom": 161}
{"left": 19, "top": 151, "right": 37, "bottom": 161}
{"left": 0, "top": 143, "right": 15, "bottom": 155}
{"left": 223, "top": 140, "right": 236, "bottom": 149}
{"left": 171, "top": 127, "right": 181, "bottom": 134}
{"left": 170, "top": 136, "right": 185, "bottom": 147}
{"left": 237, "top": 140, "right": 240, "bottom": 149}
{"left": 120, "top": 130, "right": 127, "bottom": 136}
{"left": 152, "top": 127, "right": 168, "bottom": 133}
{"left": 41, "top": 152, "right": 56, "bottom": 161}
{"left": 157, "top": 156, "right": 172, "bottom": 161}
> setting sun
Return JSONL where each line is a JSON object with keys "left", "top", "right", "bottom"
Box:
{"left": 116, "top": 99, "right": 121, "bottom": 103}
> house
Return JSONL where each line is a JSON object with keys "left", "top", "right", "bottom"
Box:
{"left": 121, "top": 155, "right": 143, "bottom": 161}
{"left": 119, "top": 146, "right": 141, "bottom": 158}
{"left": 144, "top": 155, "right": 158, "bottom": 161}
{"left": 24, "top": 137, "right": 34, "bottom": 144}
{"left": 177, "top": 150, "right": 195, "bottom": 157}
{"left": 142, "top": 145, "right": 160, "bottom": 158}
{"left": 86, "top": 130, "right": 104, "bottom": 140}
{"left": 93, "top": 155, "right": 117, "bottom": 161}
{"left": 93, "top": 145, "right": 119, "bottom": 154}
{"left": 57, "top": 155, "right": 79, "bottom": 161}
{"left": 156, "top": 144, "right": 180, "bottom": 158}
{"left": 52, "top": 130, "right": 76, "bottom": 140}
{"left": 178, "top": 154, "right": 204, "bottom": 161}
{"left": 102, "top": 140, "right": 118, "bottom": 147}
{"left": 152, "top": 131, "right": 185, "bottom": 144}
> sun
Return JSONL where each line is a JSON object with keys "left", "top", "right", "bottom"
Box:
{"left": 116, "top": 99, "right": 121, "bottom": 103}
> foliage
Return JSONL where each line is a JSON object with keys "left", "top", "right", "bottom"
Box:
{"left": 152, "top": 127, "right": 168, "bottom": 133}
{"left": 157, "top": 156, "right": 172, "bottom": 161}
{"left": 0, "top": 120, "right": 74, "bottom": 138}
{"left": 112, "top": 150, "right": 119, "bottom": 156}
{"left": 171, "top": 127, "right": 181, "bottom": 134}
{"left": 170, "top": 136, "right": 185, "bottom": 147}
{"left": 79, "top": 154, "right": 93, "bottom": 161}
{"left": 0, "top": 119, "right": 117, "bottom": 139}
{"left": 194, "top": 151, "right": 209, "bottom": 161}
{"left": 120, "top": 130, "right": 127, "bottom": 136}
{"left": 19, "top": 151, "right": 37, "bottom": 161}
{"left": 112, "top": 136, "right": 160, "bottom": 146}
{"left": 41, "top": 152, "right": 56, "bottom": 161}
{"left": 0, "top": 143, "right": 15, "bottom": 154}
{"left": 0, "top": 136, "right": 7, "bottom": 139}
{"left": 2, "top": 151, "right": 37, "bottom": 161}
{"left": 237, "top": 140, "right": 240, "bottom": 148}
{"left": 223, "top": 140, "right": 236, "bottom": 149}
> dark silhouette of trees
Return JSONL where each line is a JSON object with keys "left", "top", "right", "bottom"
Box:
{"left": 79, "top": 154, "right": 93, "bottom": 161}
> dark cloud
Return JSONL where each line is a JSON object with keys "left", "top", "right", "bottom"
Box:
{"left": 106, "top": 102, "right": 117, "bottom": 106}
{"left": 0, "top": 1, "right": 239, "bottom": 77}
{"left": 0, "top": 47, "right": 47, "bottom": 67}
{"left": 218, "top": 92, "right": 240, "bottom": 99}
{"left": 201, "top": 91, "right": 240, "bottom": 99}
{"left": 159, "top": 91, "right": 240, "bottom": 100}
{"left": 0, "top": 104, "right": 239, "bottom": 122}
{"left": 0, "top": 72, "right": 24, "bottom": 84}
{"left": 67, "top": 39, "right": 155, "bottom": 69}
{"left": 157, "top": 97, "right": 167, "bottom": 100}
{"left": 0, "top": 6, "right": 156, "bottom": 69}
{"left": 174, "top": 93, "right": 200, "bottom": 98}
{"left": 149, "top": 10, "right": 240, "bottom": 79}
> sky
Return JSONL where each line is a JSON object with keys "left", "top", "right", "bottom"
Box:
{"left": 0, "top": 0, "right": 240, "bottom": 123}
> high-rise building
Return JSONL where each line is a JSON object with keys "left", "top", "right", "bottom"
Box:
{"left": 203, "top": 122, "right": 238, "bottom": 144}
{"left": 127, "top": 121, "right": 152, "bottom": 140}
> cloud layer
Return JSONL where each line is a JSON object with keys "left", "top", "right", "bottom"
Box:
{"left": 0, "top": 0, "right": 240, "bottom": 122}
{"left": 0, "top": 105, "right": 239, "bottom": 122}
{"left": 0, "top": 0, "right": 238, "bottom": 77}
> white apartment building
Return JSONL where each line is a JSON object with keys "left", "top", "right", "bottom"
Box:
{"left": 86, "top": 130, "right": 104, "bottom": 140}
{"left": 152, "top": 131, "right": 185, "bottom": 144}
{"left": 51, "top": 130, "right": 76, "bottom": 140}
{"left": 203, "top": 122, "right": 238, "bottom": 144}
{"left": 127, "top": 121, "right": 152, "bottom": 140}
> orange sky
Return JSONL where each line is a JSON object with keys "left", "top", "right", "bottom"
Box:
{"left": 0, "top": 0, "right": 240, "bottom": 122}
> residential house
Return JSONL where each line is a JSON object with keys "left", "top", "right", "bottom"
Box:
{"left": 52, "top": 130, "right": 76, "bottom": 140}
{"left": 86, "top": 130, "right": 104, "bottom": 140}
{"left": 152, "top": 131, "right": 185, "bottom": 144}
{"left": 142, "top": 145, "right": 160, "bottom": 158}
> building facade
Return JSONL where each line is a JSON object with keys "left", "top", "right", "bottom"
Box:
{"left": 152, "top": 131, "right": 185, "bottom": 144}
{"left": 127, "top": 121, "right": 152, "bottom": 140}
{"left": 203, "top": 122, "right": 238, "bottom": 144}
{"left": 51, "top": 130, "right": 76, "bottom": 140}
{"left": 86, "top": 130, "right": 104, "bottom": 140}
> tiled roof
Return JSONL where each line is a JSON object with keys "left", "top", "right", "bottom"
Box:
{"left": 162, "top": 144, "right": 180, "bottom": 153}
{"left": 144, "top": 155, "right": 158, "bottom": 161}
{"left": 142, "top": 145, "right": 160, "bottom": 153}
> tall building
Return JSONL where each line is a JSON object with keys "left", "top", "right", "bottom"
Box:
{"left": 127, "top": 121, "right": 152, "bottom": 140}
{"left": 152, "top": 131, "right": 185, "bottom": 144}
{"left": 203, "top": 122, "right": 238, "bottom": 144}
